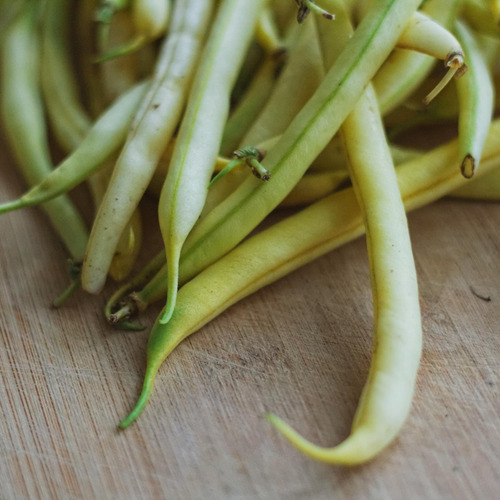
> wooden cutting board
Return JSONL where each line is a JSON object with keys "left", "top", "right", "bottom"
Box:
{"left": 0, "top": 139, "right": 499, "bottom": 499}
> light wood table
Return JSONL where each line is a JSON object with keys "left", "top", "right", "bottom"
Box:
{"left": 0, "top": 140, "right": 499, "bottom": 499}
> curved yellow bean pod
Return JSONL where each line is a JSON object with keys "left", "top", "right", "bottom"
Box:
{"left": 269, "top": 82, "right": 421, "bottom": 465}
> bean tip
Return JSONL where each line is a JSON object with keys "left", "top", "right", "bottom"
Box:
{"left": 461, "top": 154, "right": 476, "bottom": 179}
{"left": 159, "top": 307, "right": 173, "bottom": 325}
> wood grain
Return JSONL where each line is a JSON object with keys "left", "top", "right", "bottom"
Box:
{"left": 0, "top": 139, "right": 499, "bottom": 500}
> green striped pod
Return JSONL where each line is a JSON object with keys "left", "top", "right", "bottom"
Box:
{"left": 454, "top": 19, "right": 495, "bottom": 177}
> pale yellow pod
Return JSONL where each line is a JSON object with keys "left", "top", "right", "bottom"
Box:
{"left": 397, "top": 11, "right": 462, "bottom": 62}
{"left": 373, "top": 0, "right": 460, "bottom": 114}
{"left": 132, "top": 0, "right": 170, "bottom": 40}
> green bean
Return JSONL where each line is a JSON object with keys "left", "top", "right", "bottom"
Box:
{"left": 158, "top": 0, "right": 267, "bottom": 323}
{"left": 454, "top": 20, "right": 495, "bottom": 177}
{"left": 373, "top": 0, "right": 459, "bottom": 114}
{"left": 0, "top": 3, "right": 88, "bottom": 261}
{"left": 88, "top": 6, "right": 151, "bottom": 282}
{"left": 81, "top": 0, "right": 214, "bottom": 294}
{"left": 118, "top": 118, "right": 500, "bottom": 431}
{"left": 0, "top": 81, "right": 149, "bottom": 215}
{"left": 40, "top": 0, "right": 91, "bottom": 153}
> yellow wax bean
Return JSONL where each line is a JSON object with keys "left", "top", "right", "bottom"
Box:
{"left": 158, "top": 0, "right": 267, "bottom": 323}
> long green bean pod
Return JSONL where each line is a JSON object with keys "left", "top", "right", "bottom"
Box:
{"left": 88, "top": 6, "right": 149, "bottom": 282}
{"left": 158, "top": 0, "right": 267, "bottom": 323}
{"left": 118, "top": 118, "right": 500, "bottom": 431}
{"left": 0, "top": 3, "right": 88, "bottom": 261}
{"left": 0, "top": 81, "right": 149, "bottom": 215}
{"left": 454, "top": 20, "right": 495, "bottom": 178}
{"left": 82, "top": 0, "right": 214, "bottom": 294}
{"left": 40, "top": 0, "right": 91, "bottom": 152}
